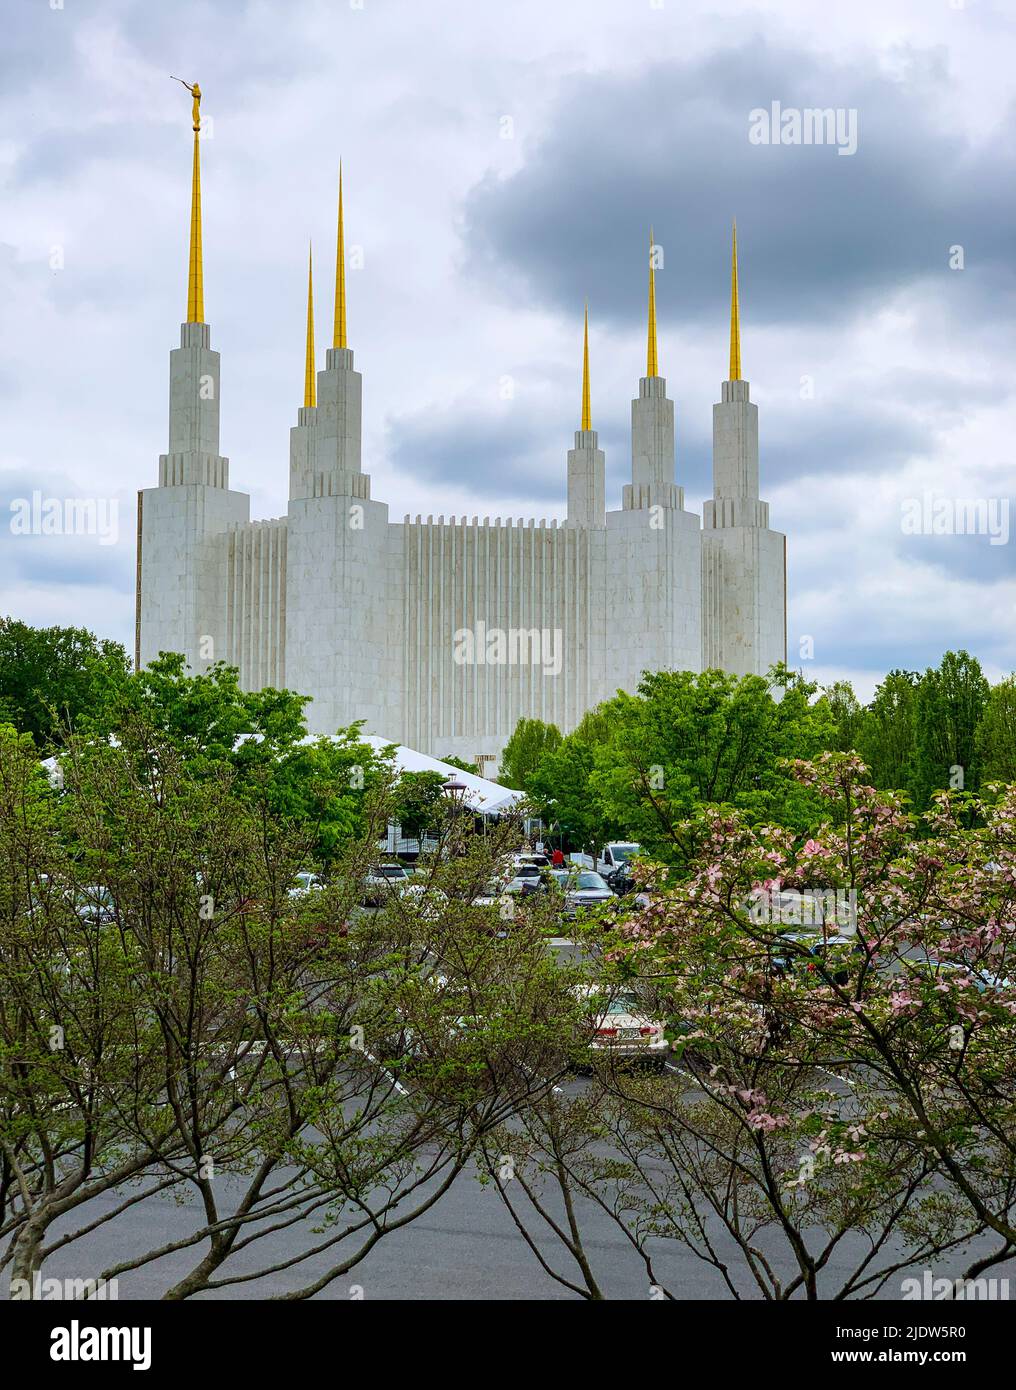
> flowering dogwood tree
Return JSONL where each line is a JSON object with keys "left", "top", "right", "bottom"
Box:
{"left": 481, "top": 754, "right": 1016, "bottom": 1298}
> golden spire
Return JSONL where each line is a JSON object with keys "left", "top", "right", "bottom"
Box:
{"left": 304, "top": 243, "right": 316, "bottom": 408}
{"left": 333, "top": 163, "right": 347, "bottom": 349}
{"left": 581, "top": 303, "right": 592, "bottom": 431}
{"left": 646, "top": 226, "right": 659, "bottom": 377}
{"left": 729, "top": 218, "right": 741, "bottom": 381}
{"left": 172, "top": 78, "right": 204, "bottom": 324}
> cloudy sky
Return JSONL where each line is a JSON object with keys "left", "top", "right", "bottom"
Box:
{"left": 2, "top": 0, "right": 1014, "bottom": 699}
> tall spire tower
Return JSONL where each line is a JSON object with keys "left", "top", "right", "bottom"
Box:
{"left": 626, "top": 227, "right": 680, "bottom": 511}
{"left": 710, "top": 218, "right": 758, "bottom": 503}
{"left": 162, "top": 76, "right": 226, "bottom": 475}
{"left": 308, "top": 162, "right": 368, "bottom": 497}
{"left": 183, "top": 80, "right": 204, "bottom": 324}
{"left": 304, "top": 243, "right": 316, "bottom": 408}
{"left": 566, "top": 304, "right": 605, "bottom": 527}
{"left": 139, "top": 80, "right": 249, "bottom": 677}
{"left": 729, "top": 219, "right": 741, "bottom": 382}
{"left": 333, "top": 164, "right": 347, "bottom": 350}
{"left": 702, "top": 219, "right": 787, "bottom": 676}
{"left": 581, "top": 302, "right": 592, "bottom": 430}
{"left": 290, "top": 241, "right": 321, "bottom": 500}
{"left": 646, "top": 227, "right": 659, "bottom": 378}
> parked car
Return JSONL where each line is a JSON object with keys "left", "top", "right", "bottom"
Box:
{"left": 562, "top": 871, "right": 614, "bottom": 919}
{"left": 503, "top": 873, "right": 543, "bottom": 896}
{"left": 925, "top": 960, "right": 1014, "bottom": 994}
{"left": 362, "top": 863, "right": 411, "bottom": 906}
{"left": 575, "top": 985, "right": 670, "bottom": 1065}
{"left": 773, "top": 931, "right": 859, "bottom": 986}
{"left": 465, "top": 878, "right": 516, "bottom": 936}
{"left": 289, "top": 871, "right": 324, "bottom": 898}
{"left": 504, "top": 867, "right": 571, "bottom": 898}
{"left": 529, "top": 867, "right": 616, "bottom": 917}
{"left": 508, "top": 859, "right": 544, "bottom": 882}
{"left": 609, "top": 865, "right": 639, "bottom": 896}
{"left": 473, "top": 877, "right": 508, "bottom": 907}
{"left": 515, "top": 852, "right": 551, "bottom": 869}
{"left": 569, "top": 843, "right": 641, "bottom": 882}
{"left": 74, "top": 885, "right": 115, "bottom": 926}
{"left": 597, "top": 843, "right": 640, "bottom": 880}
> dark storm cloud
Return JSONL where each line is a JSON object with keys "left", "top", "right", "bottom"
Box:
{"left": 462, "top": 41, "right": 1016, "bottom": 332}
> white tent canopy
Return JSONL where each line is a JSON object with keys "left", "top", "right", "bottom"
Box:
{"left": 358, "top": 735, "right": 524, "bottom": 816}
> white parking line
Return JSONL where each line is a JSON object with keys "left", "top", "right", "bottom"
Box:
{"left": 818, "top": 1065, "right": 855, "bottom": 1089}
{"left": 362, "top": 1048, "right": 410, "bottom": 1097}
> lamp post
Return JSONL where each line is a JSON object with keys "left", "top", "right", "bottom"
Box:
{"left": 441, "top": 775, "right": 468, "bottom": 804}
{"left": 441, "top": 775, "right": 469, "bottom": 856}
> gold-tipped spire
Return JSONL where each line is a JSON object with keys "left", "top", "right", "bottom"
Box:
{"left": 728, "top": 219, "right": 741, "bottom": 381}
{"left": 581, "top": 303, "right": 591, "bottom": 431}
{"left": 646, "top": 227, "right": 659, "bottom": 377}
{"left": 304, "top": 243, "right": 316, "bottom": 408}
{"left": 172, "top": 78, "right": 204, "bottom": 324}
{"left": 333, "top": 163, "right": 347, "bottom": 349}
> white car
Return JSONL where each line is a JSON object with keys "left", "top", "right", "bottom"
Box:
{"left": 472, "top": 877, "right": 505, "bottom": 908}
{"left": 363, "top": 863, "right": 411, "bottom": 906}
{"left": 501, "top": 874, "right": 541, "bottom": 899}
{"left": 288, "top": 871, "right": 323, "bottom": 898}
{"left": 570, "top": 843, "right": 641, "bottom": 880}
{"left": 596, "top": 843, "right": 640, "bottom": 879}
{"left": 515, "top": 852, "right": 551, "bottom": 870}
{"left": 74, "top": 885, "right": 115, "bottom": 926}
{"left": 508, "top": 859, "right": 544, "bottom": 882}
{"left": 576, "top": 986, "right": 670, "bottom": 1062}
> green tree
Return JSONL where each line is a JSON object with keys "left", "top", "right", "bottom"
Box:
{"left": 912, "top": 650, "right": 989, "bottom": 806}
{"left": 499, "top": 717, "right": 562, "bottom": 792}
{"left": 0, "top": 720, "right": 573, "bottom": 1299}
{"left": 976, "top": 675, "right": 1016, "bottom": 787}
{"left": 79, "top": 653, "right": 387, "bottom": 864}
{"left": 585, "top": 665, "right": 836, "bottom": 864}
{"left": 857, "top": 669, "right": 919, "bottom": 799}
{"left": 528, "top": 709, "right": 613, "bottom": 853}
{"left": 818, "top": 679, "right": 867, "bottom": 753}
{"left": 0, "top": 618, "right": 131, "bottom": 747}
{"left": 95, "top": 652, "right": 308, "bottom": 762}
{"left": 391, "top": 770, "right": 449, "bottom": 845}
{"left": 489, "top": 752, "right": 1016, "bottom": 1300}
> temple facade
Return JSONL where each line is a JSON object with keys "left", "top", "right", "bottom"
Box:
{"left": 137, "top": 93, "right": 787, "bottom": 769}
